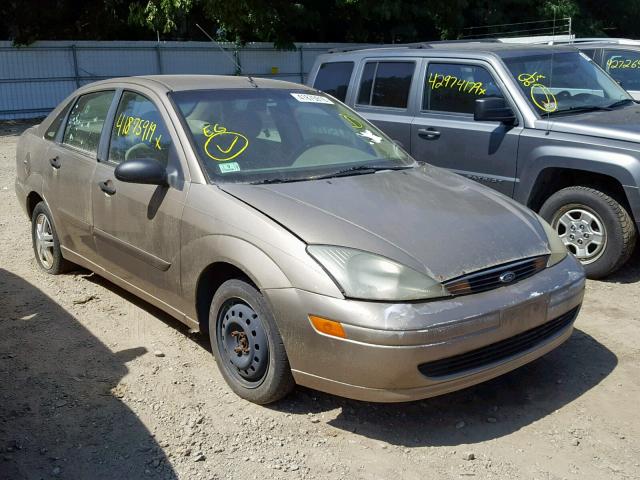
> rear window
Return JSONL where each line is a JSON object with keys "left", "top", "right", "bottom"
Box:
{"left": 313, "top": 62, "right": 354, "bottom": 102}
{"left": 44, "top": 101, "right": 72, "bottom": 141}
{"left": 356, "top": 61, "right": 415, "bottom": 109}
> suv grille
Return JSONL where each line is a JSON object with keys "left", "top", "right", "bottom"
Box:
{"left": 444, "top": 256, "right": 547, "bottom": 296}
{"left": 418, "top": 306, "right": 579, "bottom": 378}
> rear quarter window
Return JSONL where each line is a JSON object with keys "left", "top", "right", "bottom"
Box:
{"left": 313, "top": 62, "right": 354, "bottom": 102}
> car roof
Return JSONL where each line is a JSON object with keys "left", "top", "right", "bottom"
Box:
{"left": 324, "top": 42, "right": 579, "bottom": 60}
{"left": 86, "top": 74, "right": 309, "bottom": 93}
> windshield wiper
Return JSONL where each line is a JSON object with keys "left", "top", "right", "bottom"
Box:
{"left": 607, "top": 98, "right": 635, "bottom": 109}
{"left": 549, "top": 105, "right": 612, "bottom": 115}
{"left": 313, "top": 164, "right": 413, "bottom": 180}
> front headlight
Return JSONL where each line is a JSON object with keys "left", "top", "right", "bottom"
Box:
{"left": 539, "top": 216, "right": 568, "bottom": 267}
{"left": 307, "top": 245, "right": 449, "bottom": 301}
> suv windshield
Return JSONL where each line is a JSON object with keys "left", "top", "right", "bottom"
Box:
{"left": 503, "top": 50, "right": 632, "bottom": 116}
{"left": 171, "top": 89, "right": 414, "bottom": 183}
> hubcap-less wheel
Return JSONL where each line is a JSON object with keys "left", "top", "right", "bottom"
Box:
{"left": 552, "top": 206, "right": 607, "bottom": 264}
{"left": 217, "top": 300, "right": 269, "bottom": 386}
{"left": 35, "top": 213, "right": 55, "bottom": 269}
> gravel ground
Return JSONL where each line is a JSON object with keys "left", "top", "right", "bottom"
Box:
{"left": 1, "top": 121, "right": 639, "bottom": 480}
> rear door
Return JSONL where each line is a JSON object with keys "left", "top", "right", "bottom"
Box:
{"left": 602, "top": 48, "right": 640, "bottom": 100}
{"left": 410, "top": 59, "right": 522, "bottom": 197}
{"left": 44, "top": 90, "right": 116, "bottom": 261}
{"left": 91, "top": 89, "right": 188, "bottom": 310}
{"left": 351, "top": 59, "right": 418, "bottom": 150}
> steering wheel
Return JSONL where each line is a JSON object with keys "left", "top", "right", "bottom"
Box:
{"left": 555, "top": 90, "right": 572, "bottom": 101}
{"left": 286, "top": 139, "right": 329, "bottom": 164}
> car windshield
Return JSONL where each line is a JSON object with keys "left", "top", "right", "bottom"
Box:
{"left": 170, "top": 88, "right": 414, "bottom": 184}
{"left": 502, "top": 50, "right": 633, "bottom": 116}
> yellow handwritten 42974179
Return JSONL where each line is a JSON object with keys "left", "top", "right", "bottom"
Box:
{"left": 203, "top": 124, "right": 249, "bottom": 162}
{"left": 427, "top": 73, "right": 487, "bottom": 95}
{"left": 115, "top": 114, "right": 163, "bottom": 150}
{"left": 517, "top": 72, "right": 557, "bottom": 113}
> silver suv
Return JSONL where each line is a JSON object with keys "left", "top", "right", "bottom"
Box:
{"left": 308, "top": 43, "right": 640, "bottom": 278}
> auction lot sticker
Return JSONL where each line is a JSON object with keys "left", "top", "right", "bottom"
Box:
{"left": 290, "top": 93, "right": 334, "bottom": 104}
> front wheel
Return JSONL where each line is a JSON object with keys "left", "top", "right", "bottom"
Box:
{"left": 539, "top": 186, "right": 636, "bottom": 279}
{"left": 208, "top": 279, "right": 294, "bottom": 404}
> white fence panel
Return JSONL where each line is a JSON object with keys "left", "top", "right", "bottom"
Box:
{"left": 0, "top": 41, "right": 359, "bottom": 120}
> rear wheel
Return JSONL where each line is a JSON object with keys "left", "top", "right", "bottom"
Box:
{"left": 208, "top": 279, "right": 294, "bottom": 404}
{"left": 31, "top": 202, "right": 72, "bottom": 274}
{"left": 539, "top": 186, "right": 636, "bottom": 279}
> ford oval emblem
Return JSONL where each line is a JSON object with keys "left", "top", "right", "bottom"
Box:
{"left": 499, "top": 271, "right": 516, "bottom": 283}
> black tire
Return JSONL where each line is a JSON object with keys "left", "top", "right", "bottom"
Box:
{"left": 539, "top": 186, "right": 636, "bottom": 279}
{"left": 31, "top": 202, "right": 72, "bottom": 274}
{"left": 208, "top": 279, "right": 294, "bottom": 404}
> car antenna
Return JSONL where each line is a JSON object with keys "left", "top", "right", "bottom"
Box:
{"left": 195, "top": 23, "right": 258, "bottom": 88}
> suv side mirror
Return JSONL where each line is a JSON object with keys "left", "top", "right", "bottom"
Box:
{"left": 114, "top": 158, "right": 168, "bottom": 186}
{"left": 474, "top": 97, "right": 517, "bottom": 124}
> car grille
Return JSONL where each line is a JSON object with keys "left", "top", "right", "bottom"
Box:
{"left": 417, "top": 306, "right": 579, "bottom": 378}
{"left": 444, "top": 256, "right": 548, "bottom": 296}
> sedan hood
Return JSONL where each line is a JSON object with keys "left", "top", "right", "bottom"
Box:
{"left": 220, "top": 165, "right": 551, "bottom": 281}
{"left": 540, "top": 104, "right": 640, "bottom": 143}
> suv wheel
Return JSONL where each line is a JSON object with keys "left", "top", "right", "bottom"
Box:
{"left": 208, "top": 279, "right": 295, "bottom": 404}
{"left": 31, "top": 202, "right": 72, "bottom": 274}
{"left": 539, "top": 186, "right": 636, "bottom": 279}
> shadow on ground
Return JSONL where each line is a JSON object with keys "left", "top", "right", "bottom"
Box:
{"left": 39, "top": 268, "right": 617, "bottom": 450}
{"left": 271, "top": 326, "right": 616, "bottom": 447}
{"left": 0, "top": 120, "right": 39, "bottom": 138}
{"left": 602, "top": 246, "right": 640, "bottom": 284}
{"left": 0, "top": 268, "right": 177, "bottom": 479}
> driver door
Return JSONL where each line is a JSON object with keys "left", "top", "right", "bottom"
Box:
{"left": 410, "top": 60, "right": 522, "bottom": 197}
{"left": 91, "top": 89, "right": 189, "bottom": 311}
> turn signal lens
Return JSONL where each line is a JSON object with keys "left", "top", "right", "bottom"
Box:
{"left": 309, "top": 315, "right": 346, "bottom": 339}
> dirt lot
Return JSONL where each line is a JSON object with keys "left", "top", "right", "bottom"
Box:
{"left": 1, "top": 122, "right": 639, "bottom": 480}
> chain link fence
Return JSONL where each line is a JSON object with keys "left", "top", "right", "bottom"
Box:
{"left": 0, "top": 41, "right": 357, "bottom": 120}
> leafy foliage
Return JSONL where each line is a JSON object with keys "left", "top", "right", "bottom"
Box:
{"left": 2, "top": 0, "right": 640, "bottom": 46}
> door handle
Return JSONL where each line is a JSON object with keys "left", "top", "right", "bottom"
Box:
{"left": 49, "top": 156, "right": 61, "bottom": 169}
{"left": 98, "top": 180, "right": 116, "bottom": 195}
{"left": 418, "top": 128, "right": 441, "bottom": 140}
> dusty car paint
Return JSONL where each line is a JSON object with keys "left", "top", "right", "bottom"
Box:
{"left": 15, "top": 75, "right": 585, "bottom": 402}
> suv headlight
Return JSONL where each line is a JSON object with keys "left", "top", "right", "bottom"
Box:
{"left": 307, "top": 245, "right": 449, "bottom": 301}
{"left": 539, "top": 216, "right": 568, "bottom": 267}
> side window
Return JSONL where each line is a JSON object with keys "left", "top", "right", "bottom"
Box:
{"left": 63, "top": 91, "right": 115, "bottom": 154}
{"left": 357, "top": 61, "right": 415, "bottom": 108}
{"left": 423, "top": 63, "right": 503, "bottom": 114}
{"left": 44, "top": 101, "right": 72, "bottom": 141}
{"left": 108, "top": 92, "right": 172, "bottom": 166}
{"left": 580, "top": 49, "right": 597, "bottom": 60}
{"left": 313, "top": 62, "right": 354, "bottom": 102}
{"left": 603, "top": 49, "right": 640, "bottom": 90}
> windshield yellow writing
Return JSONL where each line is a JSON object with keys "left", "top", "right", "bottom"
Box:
{"left": 203, "top": 124, "right": 249, "bottom": 162}
{"left": 339, "top": 113, "right": 364, "bottom": 129}
{"left": 517, "top": 72, "right": 557, "bottom": 113}
{"left": 115, "top": 114, "right": 163, "bottom": 150}
{"left": 607, "top": 57, "right": 640, "bottom": 69}
{"left": 428, "top": 73, "right": 487, "bottom": 95}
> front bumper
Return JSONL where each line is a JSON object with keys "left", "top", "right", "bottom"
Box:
{"left": 265, "top": 254, "right": 585, "bottom": 402}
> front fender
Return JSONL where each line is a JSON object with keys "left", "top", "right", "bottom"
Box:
{"left": 515, "top": 138, "right": 640, "bottom": 206}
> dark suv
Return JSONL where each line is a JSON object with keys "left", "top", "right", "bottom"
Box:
{"left": 308, "top": 43, "right": 640, "bottom": 278}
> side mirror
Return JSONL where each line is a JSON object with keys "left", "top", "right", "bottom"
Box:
{"left": 114, "top": 158, "right": 168, "bottom": 186}
{"left": 474, "top": 97, "right": 517, "bottom": 124}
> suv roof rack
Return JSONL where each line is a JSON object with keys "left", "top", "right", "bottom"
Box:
{"left": 327, "top": 39, "right": 501, "bottom": 54}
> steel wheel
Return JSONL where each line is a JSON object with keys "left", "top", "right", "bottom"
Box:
{"left": 35, "top": 212, "right": 56, "bottom": 270}
{"left": 552, "top": 206, "right": 607, "bottom": 264}
{"left": 217, "top": 299, "right": 269, "bottom": 387}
